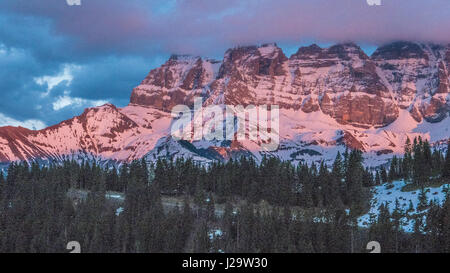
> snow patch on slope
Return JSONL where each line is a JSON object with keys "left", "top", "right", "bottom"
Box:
{"left": 358, "top": 180, "right": 449, "bottom": 233}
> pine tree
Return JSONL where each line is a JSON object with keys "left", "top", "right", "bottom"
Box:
{"left": 391, "top": 198, "right": 403, "bottom": 253}
{"left": 369, "top": 203, "right": 395, "bottom": 252}
{"left": 440, "top": 196, "right": 450, "bottom": 252}
{"left": 418, "top": 187, "right": 429, "bottom": 211}
{"left": 107, "top": 166, "right": 119, "bottom": 191}
{"left": 332, "top": 152, "right": 344, "bottom": 180}
{"left": 443, "top": 141, "right": 450, "bottom": 180}
{"left": 380, "top": 166, "right": 388, "bottom": 184}
{"left": 388, "top": 156, "right": 399, "bottom": 182}
{"left": 194, "top": 221, "right": 210, "bottom": 253}
{"left": 403, "top": 137, "right": 413, "bottom": 180}
{"left": 206, "top": 195, "right": 216, "bottom": 222}
{"left": 407, "top": 200, "right": 414, "bottom": 213}
{"left": 375, "top": 171, "right": 381, "bottom": 185}
{"left": 362, "top": 167, "right": 374, "bottom": 187}
{"left": 0, "top": 171, "right": 4, "bottom": 195}
{"left": 422, "top": 140, "right": 433, "bottom": 178}
{"left": 413, "top": 137, "right": 428, "bottom": 186}
{"left": 330, "top": 153, "right": 344, "bottom": 207}
{"left": 431, "top": 149, "right": 443, "bottom": 177}
{"left": 413, "top": 214, "right": 425, "bottom": 253}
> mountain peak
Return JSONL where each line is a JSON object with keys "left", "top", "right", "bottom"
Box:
{"left": 1, "top": 41, "right": 449, "bottom": 166}
{"left": 223, "top": 43, "right": 284, "bottom": 59}
{"left": 293, "top": 43, "right": 322, "bottom": 54}
{"left": 168, "top": 54, "right": 200, "bottom": 61}
{"left": 327, "top": 42, "right": 369, "bottom": 60}
{"left": 257, "top": 43, "right": 285, "bottom": 59}
{"left": 372, "top": 41, "right": 428, "bottom": 60}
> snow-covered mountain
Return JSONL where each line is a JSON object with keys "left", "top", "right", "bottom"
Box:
{"left": 0, "top": 41, "right": 449, "bottom": 167}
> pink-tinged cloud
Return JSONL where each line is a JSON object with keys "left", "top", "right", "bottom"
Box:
{"left": 1, "top": 0, "right": 450, "bottom": 56}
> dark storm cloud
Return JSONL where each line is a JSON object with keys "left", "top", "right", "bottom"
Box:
{"left": 69, "top": 55, "right": 167, "bottom": 102}
{"left": 0, "top": 4, "right": 167, "bottom": 128}
{"left": 0, "top": 0, "right": 449, "bottom": 128}
{"left": 3, "top": 0, "right": 449, "bottom": 55}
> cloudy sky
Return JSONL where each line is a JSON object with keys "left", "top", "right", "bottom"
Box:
{"left": 0, "top": 0, "right": 449, "bottom": 130}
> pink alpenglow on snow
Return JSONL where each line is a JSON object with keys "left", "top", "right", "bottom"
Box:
{"left": 0, "top": 42, "right": 449, "bottom": 166}
{"left": 171, "top": 97, "right": 280, "bottom": 152}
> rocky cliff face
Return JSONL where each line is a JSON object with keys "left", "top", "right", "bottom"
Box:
{"left": 131, "top": 41, "right": 450, "bottom": 128}
{"left": 373, "top": 42, "right": 450, "bottom": 123}
{"left": 289, "top": 43, "right": 398, "bottom": 128}
{"left": 130, "top": 55, "right": 221, "bottom": 111}
{"left": 0, "top": 41, "right": 449, "bottom": 167}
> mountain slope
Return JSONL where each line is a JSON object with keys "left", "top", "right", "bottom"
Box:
{"left": 0, "top": 104, "right": 171, "bottom": 163}
{"left": 0, "top": 41, "right": 449, "bottom": 167}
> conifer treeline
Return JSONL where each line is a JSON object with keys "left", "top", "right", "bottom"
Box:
{"left": 151, "top": 149, "right": 371, "bottom": 212}
{"left": 0, "top": 160, "right": 193, "bottom": 253}
{"left": 382, "top": 137, "right": 450, "bottom": 185}
{"left": 0, "top": 140, "right": 448, "bottom": 253}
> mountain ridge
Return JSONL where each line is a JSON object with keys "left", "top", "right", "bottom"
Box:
{"left": 1, "top": 41, "right": 449, "bottom": 167}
